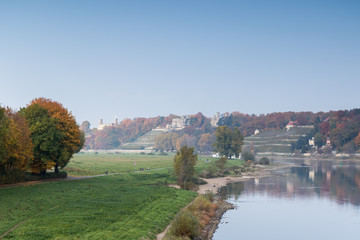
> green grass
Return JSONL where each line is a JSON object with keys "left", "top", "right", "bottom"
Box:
{"left": 0, "top": 174, "right": 197, "bottom": 240}
{"left": 1, "top": 153, "right": 243, "bottom": 239}
{"left": 65, "top": 153, "right": 241, "bottom": 177}
{"left": 65, "top": 153, "right": 176, "bottom": 176}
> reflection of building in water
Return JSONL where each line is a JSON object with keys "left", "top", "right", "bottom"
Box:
{"left": 287, "top": 182, "right": 294, "bottom": 195}
{"left": 327, "top": 171, "right": 331, "bottom": 182}
{"left": 309, "top": 169, "right": 315, "bottom": 181}
{"left": 223, "top": 159, "right": 360, "bottom": 207}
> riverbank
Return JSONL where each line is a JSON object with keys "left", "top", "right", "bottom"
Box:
{"left": 197, "top": 163, "right": 290, "bottom": 239}
{"left": 198, "top": 162, "right": 289, "bottom": 194}
{"left": 157, "top": 162, "right": 290, "bottom": 239}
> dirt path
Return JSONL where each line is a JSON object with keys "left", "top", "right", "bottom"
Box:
{"left": 0, "top": 218, "right": 29, "bottom": 239}
{"left": 0, "top": 173, "right": 121, "bottom": 189}
{"left": 0, "top": 167, "right": 170, "bottom": 189}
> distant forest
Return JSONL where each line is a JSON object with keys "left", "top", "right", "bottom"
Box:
{"left": 81, "top": 109, "right": 360, "bottom": 154}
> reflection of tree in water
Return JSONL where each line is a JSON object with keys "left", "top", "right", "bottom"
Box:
{"left": 221, "top": 159, "right": 360, "bottom": 206}
{"left": 219, "top": 181, "right": 245, "bottom": 200}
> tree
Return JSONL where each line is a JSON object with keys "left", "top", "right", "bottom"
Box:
{"left": 20, "top": 104, "right": 64, "bottom": 174}
{"left": 0, "top": 107, "right": 9, "bottom": 167}
{"left": 355, "top": 131, "right": 360, "bottom": 149}
{"left": 176, "top": 134, "right": 197, "bottom": 151}
{"left": 314, "top": 133, "right": 325, "bottom": 148}
{"left": 213, "top": 126, "right": 244, "bottom": 158}
{"left": 30, "top": 98, "right": 83, "bottom": 172}
{"left": 198, "top": 133, "right": 215, "bottom": 153}
{"left": 215, "top": 156, "right": 227, "bottom": 173}
{"left": 3, "top": 109, "right": 33, "bottom": 172}
{"left": 0, "top": 108, "right": 33, "bottom": 183}
{"left": 154, "top": 132, "right": 179, "bottom": 152}
{"left": 173, "top": 146, "right": 198, "bottom": 189}
{"left": 80, "top": 121, "right": 91, "bottom": 135}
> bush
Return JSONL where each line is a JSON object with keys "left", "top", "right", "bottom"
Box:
{"left": 139, "top": 152, "right": 146, "bottom": 155}
{"left": 170, "top": 211, "right": 199, "bottom": 238}
{"left": 200, "top": 165, "right": 219, "bottom": 178}
{"left": 203, "top": 191, "right": 215, "bottom": 202}
{"left": 189, "top": 195, "right": 212, "bottom": 212}
{"left": 158, "top": 151, "right": 168, "bottom": 156}
{"left": 147, "top": 152, "right": 155, "bottom": 155}
{"left": 258, "top": 157, "right": 270, "bottom": 165}
{"left": 242, "top": 151, "right": 255, "bottom": 162}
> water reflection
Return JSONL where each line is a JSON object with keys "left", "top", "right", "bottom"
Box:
{"left": 214, "top": 159, "right": 360, "bottom": 240}
{"left": 219, "top": 158, "right": 360, "bottom": 206}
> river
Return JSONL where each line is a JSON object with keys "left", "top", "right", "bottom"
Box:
{"left": 213, "top": 158, "right": 360, "bottom": 240}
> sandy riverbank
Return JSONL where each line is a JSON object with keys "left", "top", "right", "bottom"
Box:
{"left": 198, "top": 163, "right": 288, "bottom": 194}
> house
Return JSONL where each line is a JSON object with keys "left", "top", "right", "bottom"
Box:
{"left": 285, "top": 121, "right": 298, "bottom": 131}
{"left": 308, "top": 137, "right": 315, "bottom": 147}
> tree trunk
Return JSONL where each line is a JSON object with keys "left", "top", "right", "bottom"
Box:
{"left": 55, "top": 164, "right": 59, "bottom": 173}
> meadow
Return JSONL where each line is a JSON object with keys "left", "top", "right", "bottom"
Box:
{"left": 1, "top": 153, "right": 243, "bottom": 239}
{"left": 0, "top": 173, "right": 196, "bottom": 239}
{"left": 64, "top": 153, "right": 242, "bottom": 177}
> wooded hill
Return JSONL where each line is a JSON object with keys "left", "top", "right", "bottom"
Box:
{"left": 82, "top": 109, "right": 360, "bottom": 154}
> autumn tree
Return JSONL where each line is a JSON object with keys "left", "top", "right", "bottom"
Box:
{"left": 173, "top": 146, "right": 198, "bottom": 189}
{"left": 20, "top": 104, "right": 64, "bottom": 174}
{"left": 176, "top": 134, "right": 197, "bottom": 151}
{"left": 314, "top": 132, "right": 325, "bottom": 148}
{"left": 0, "top": 107, "right": 9, "bottom": 166}
{"left": 0, "top": 108, "right": 33, "bottom": 183}
{"left": 154, "top": 132, "right": 179, "bottom": 152}
{"left": 197, "top": 133, "right": 215, "bottom": 153}
{"left": 32, "top": 98, "right": 83, "bottom": 172}
{"left": 21, "top": 98, "right": 83, "bottom": 173}
{"left": 355, "top": 131, "right": 360, "bottom": 149}
{"left": 213, "top": 126, "right": 244, "bottom": 158}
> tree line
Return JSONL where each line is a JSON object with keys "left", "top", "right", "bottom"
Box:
{"left": 0, "top": 98, "right": 84, "bottom": 184}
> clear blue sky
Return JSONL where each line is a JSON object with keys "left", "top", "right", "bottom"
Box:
{"left": 1, "top": 0, "right": 359, "bottom": 127}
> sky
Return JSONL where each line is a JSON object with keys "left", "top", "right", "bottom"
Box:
{"left": 1, "top": 0, "right": 359, "bottom": 127}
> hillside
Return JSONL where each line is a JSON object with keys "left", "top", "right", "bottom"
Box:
{"left": 244, "top": 128, "right": 312, "bottom": 154}
{"left": 119, "top": 129, "right": 165, "bottom": 150}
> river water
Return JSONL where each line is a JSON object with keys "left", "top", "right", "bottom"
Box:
{"left": 213, "top": 158, "right": 360, "bottom": 240}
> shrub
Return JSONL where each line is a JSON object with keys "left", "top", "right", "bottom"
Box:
{"left": 258, "top": 157, "right": 270, "bottom": 165}
{"left": 188, "top": 195, "right": 212, "bottom": 213}
{"left": 139, "top": 152, "right": 146, "bottom": 155}
{"left": 199, "top": 165, "right": 219, "bottom": 178}
{"left": 242, "top": 151, "right": 255, "bottom": 162}
{"left": 203, "top": 191, "right": 215, "bottom": 202}
{"left": 170, "top": 211, "right": 199, "bottom": 238}
{"left": 147, "top": 152, "right": 155, "bottom": 155}
{"left": 158, "top": 151, "right": 168, "bottom": 156}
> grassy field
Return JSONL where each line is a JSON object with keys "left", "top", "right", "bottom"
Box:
{"left": 1, "top": 153, "right": 243, "bottom": 239}
{"left": 0, "top": 173, "right": 197, "bottom": 240}
{"left": 64, "top": 153, "right": 242, "bottom": 177}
